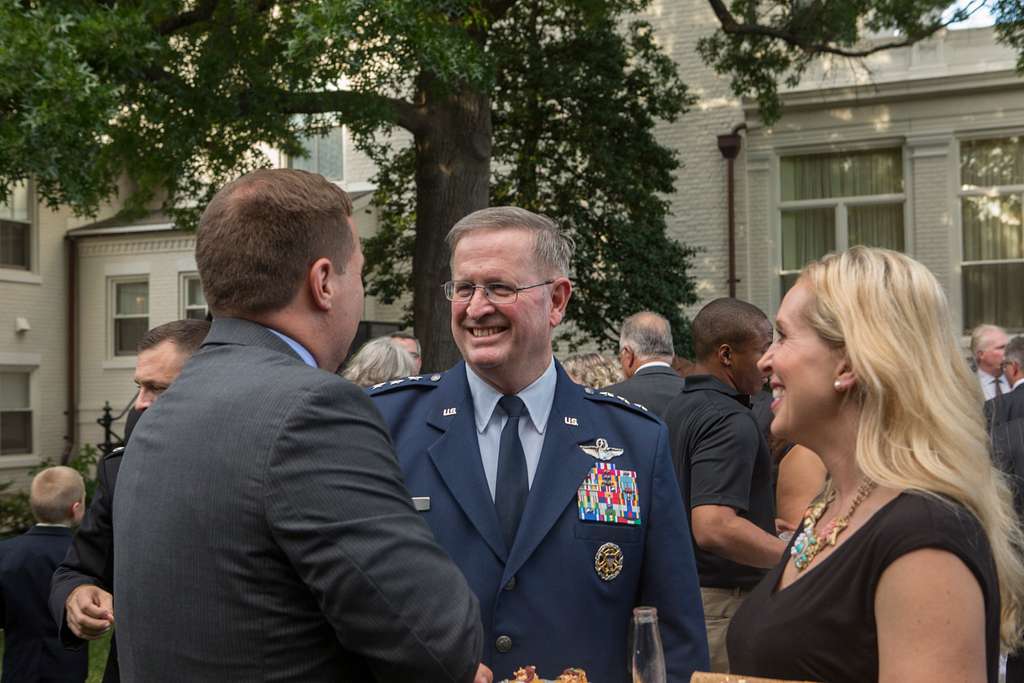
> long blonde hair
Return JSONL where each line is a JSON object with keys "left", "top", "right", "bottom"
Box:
{"left": 800, "top": 246, "right": 1024, "bottom": 648}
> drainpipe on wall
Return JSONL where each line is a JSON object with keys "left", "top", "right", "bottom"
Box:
{"left": 717, "top": 123, "right": 747, "bottom": 298}
{"left": 63, "top": 234, "right": 78, "bottom": 465}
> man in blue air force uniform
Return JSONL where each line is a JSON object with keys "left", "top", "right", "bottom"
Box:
{"left": 371, "top": 207, "right": 708, "bottom": 683}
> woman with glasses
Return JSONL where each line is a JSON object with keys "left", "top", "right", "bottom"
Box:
{"left": 727, "top": 247, "right": 1024, "bottom": 683}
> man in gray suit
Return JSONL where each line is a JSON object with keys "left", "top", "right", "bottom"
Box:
{"left": 603, "top": 311, "right": 685, "bottom": 418}
{"left": 113, "top": 169, "right": 488, "bottom": 683}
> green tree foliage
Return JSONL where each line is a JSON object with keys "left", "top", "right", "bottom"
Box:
{"left": 360, "top": 1, "right": 698, "bottom": 354}
{"left": 0, "top": 0, "right": 699, "bottom": 364}
{"left": 697, "top": 0, "right": 1006, "bottom": 123}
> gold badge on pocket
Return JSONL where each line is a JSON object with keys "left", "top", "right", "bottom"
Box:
{"left": 594, "top": 542, "right": 623, "bottom": 581}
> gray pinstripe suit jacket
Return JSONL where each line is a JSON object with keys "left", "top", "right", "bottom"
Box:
{"left": 113, "top": 318, "right": 482, "bottom": 682}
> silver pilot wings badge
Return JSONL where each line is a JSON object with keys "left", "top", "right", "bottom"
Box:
{"left": 579, "top": 437, "right": 624, "bottom": 461}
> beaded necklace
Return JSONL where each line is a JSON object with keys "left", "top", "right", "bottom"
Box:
{"left": 790, "top": 478, "right": 877, "bottom": 571}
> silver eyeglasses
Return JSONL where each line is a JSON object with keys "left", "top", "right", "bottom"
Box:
{"left": 441, "top": 280, "right": 554, "bottom": 305}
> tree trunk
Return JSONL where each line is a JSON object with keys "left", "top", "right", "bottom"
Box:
{"left": 411, "top": 83, "right": 492, "bottom": 373}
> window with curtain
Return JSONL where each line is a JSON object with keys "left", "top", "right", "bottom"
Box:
{"left": 0, "top": 370, "right": 32, "bottom": 455}
{"left": 0, "top": 182, "right": 30, "bottom": 270}
{"left": 112, "top": 279, "right": 150, "bottom": 356}
{"left": 289, "top": 127, "right": 345, "bottom": 181}
{"left": 778, "top": 148, "right": 905, "bottom": 295}
{"left": 960, "top": 136, "right": 1024, "bottom": 332}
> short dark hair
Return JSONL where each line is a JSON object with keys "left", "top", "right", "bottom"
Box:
{"left": 138, "top": 319, "right": 211, "bottom": 355}
{"left": 692, "top": 298, "right": 769, "bottom": 361}
{"left": 196, "top": 169, "right": 354, "bottom": 317}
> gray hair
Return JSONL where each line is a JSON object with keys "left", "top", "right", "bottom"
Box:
{"left": 341, "top": 337, "right": 417, "bottom": 388}
{"left": 1006, "top": 336, "right": 1024, "bottom": 368}
{"left": 446, "top": 207, "right": 575, "bottom": 277}
{"left": 619, "top": 311, "right": 674, "bottom": 358}
{"left": 970, "top": 324, "right": 1006, "bottom": 354}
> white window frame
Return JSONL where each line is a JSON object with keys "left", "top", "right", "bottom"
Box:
{"left": 956, "top": 132, "right": 1024, "bottom": 333}
{"left": 110, "top": 277, "right": 150, "bottom": 358}
{"left": 179, "top": 273, "right": 208, "bottom": 320}
{"left": 0, "top": 181, "right": 35, "bottom": 276}
{"left": 0, "top": 366, "right": 34, "bottom": 458}
{"left": 775, "top": 145, "right": 910, "bottom": 292}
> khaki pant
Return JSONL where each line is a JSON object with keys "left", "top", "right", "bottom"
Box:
{"left": 700, "top": 586, "right": 750, "bottom": 673}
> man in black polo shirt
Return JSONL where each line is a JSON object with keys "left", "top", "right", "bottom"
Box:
{"left": 664, "top": 298, "right": 786, "bottom": 673}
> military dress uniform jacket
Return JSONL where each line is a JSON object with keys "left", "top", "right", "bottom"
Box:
{"left": 370, "top": 362, "right": 709, "bottom": 683}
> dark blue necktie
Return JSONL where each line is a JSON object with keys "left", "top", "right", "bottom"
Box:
{"left": 495, "top": 395, "right": 529, "bottom": 549}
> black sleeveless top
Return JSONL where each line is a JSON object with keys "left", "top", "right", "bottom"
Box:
{"left": 727, "top": 492, "right": 1000, "bottom": 682}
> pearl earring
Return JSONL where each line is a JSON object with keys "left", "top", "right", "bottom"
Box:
{"left": 834, "top": 379, "right": 842, "bottom": 391}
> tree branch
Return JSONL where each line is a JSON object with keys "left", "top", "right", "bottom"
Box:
{"left": 156, "top": 0, "right": 302, "bottom": 36}
{"left": 705, "top": 0, "right": 954, "bottom": 58}
{"left": 156, "top": 0, "right": 219, "bottom": 35}
{"left": 275, "top": 89, "right": 425, "bottom": 135}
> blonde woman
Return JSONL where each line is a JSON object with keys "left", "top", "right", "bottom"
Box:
{"left": 727, "top": 247, "right": 1024, "bottom": 682}
{"left": 341, "top": 336, "right": 416, "bottom": 388}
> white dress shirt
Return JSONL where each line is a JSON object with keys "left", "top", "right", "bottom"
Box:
{"left": 978, "top": 369, "right": 1011, "bottom": 400}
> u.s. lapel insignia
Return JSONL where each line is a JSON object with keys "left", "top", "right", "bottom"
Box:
{"left": 564, "top": 416, "right": 579, "bottom": 426}
{"left": 595, "top": 542, "right": 623, "bottom": 581}
{"left": 580, "top": 437, "right": 623, "bottom": 461}
{"left": 442, "top": 407, "right": 457, "bottom": 417}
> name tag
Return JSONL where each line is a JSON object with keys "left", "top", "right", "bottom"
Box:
{"left": 412, "top": 496, "right": 431, "bottom": 512}
{"left": 577, "top": 463, "right": 641, "bottom": 525}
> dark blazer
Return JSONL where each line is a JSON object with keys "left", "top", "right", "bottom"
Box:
{"left": 992, "top": 417, "right": 1024, "bottom": 520}
{"left": 992, "top": 417, "right": 1024, "bottom": 678}
{"left": 985, "top": 383, "right": 1024, "bottom": 432}
{"left": 0, "top": 526, "right": 88, "bottom": 682}
{"left": 602, "top": 364, "right": 686, "bottom": 419}
{"left": 111, "top": 318, "right": 483, "bottom": 682}
{"left": 370, "top": 362, "right": 709, "bottom": 683}
{"left": 49, "top": 447, "right": 122, "bottom": 682}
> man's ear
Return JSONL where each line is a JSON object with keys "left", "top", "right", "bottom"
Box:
{"left": 717, "top": 343, "right": 733, "bottom": 368}
{"left": 548, "top": 277, "right": 572, "bottom": 326}
{"left": 307, "top": 257, "right": 335, "bottom": 312}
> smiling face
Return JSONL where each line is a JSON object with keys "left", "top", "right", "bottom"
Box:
{"left": 758, "top": 282, "right": 848, "bottom": 444}
{"left": 450, "top": 227, "right": 571, "bottom": 393}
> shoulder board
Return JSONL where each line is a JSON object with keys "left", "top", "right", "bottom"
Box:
{"left": 366, "top": 374, "right": 444, "bottom": 396}
{"left": 582, "top": 387, "right": 659, "bottom": 421}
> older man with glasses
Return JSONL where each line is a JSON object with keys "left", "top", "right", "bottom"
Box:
{"left": 369, "top": 206, "right": 708, "bottom": 683}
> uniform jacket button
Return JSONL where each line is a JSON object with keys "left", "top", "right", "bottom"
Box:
{"left": 495, "top": 635, "right": 512, "bottom": 653}
{"left": 504, "top": 576, "right": 517, "bottom": 591}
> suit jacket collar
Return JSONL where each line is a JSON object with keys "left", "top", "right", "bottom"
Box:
{"left": 633, "top": 365, "right": 682, "bottom": 380}
{"left": 202, "top": 317, "right": 304, "bottom": 363}
{"left": 424, "top": 362, "right": 600, "bottom": 579}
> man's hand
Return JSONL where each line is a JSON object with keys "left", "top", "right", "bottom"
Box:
{"left": 474, "top": 662, "right": 493, "bottom": 683}
{"left": 65, "top": 585, "right": 114, "bottom": 639}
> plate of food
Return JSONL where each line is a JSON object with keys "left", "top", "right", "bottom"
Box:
{"left": 503, "top": 665, "right": 589, "bottom": 682}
